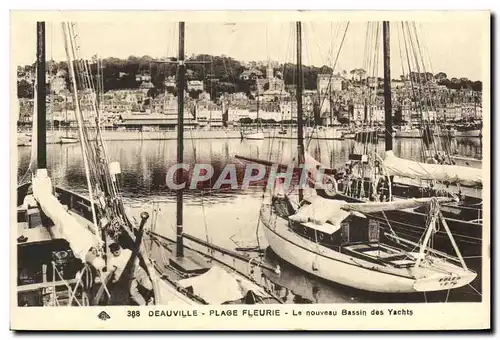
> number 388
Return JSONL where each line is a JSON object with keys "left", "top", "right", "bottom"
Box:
{"left": 127, "top": 310, "right": 140, "bottom": 318}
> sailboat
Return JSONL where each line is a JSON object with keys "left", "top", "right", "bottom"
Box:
{"left": 143, "top": 22, "right": 282, "bottom": 305}
{"left": 236, "top": 28, "right": 482, "bottom": 259}
{"left": 17, "top": 22, "right": 168, "bottom": 307}
{"left": 283, "top": 22, "right": 483, "bottom": 257}
{"left": 323, "top": 23, "right": 483, "bottom": 257}
{"left": 259, "top": 21, "right": 477, "bottom": 294}
{"left": 16, "top": 21, "right": 281, "bottom": 307}
{"left": 244, "top": 131, "right": 265, "bottom": 140}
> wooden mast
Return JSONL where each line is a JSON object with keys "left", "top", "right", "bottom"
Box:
{"left": 382, "top": 21, "right": 393, "bottom": 151}
{"left": 36, "top": 22, "right": 46, "bottom": 169}
{"left": 176, "top": 22, "right": 186, "bottom": 258}
{"left": 296, "top": 22, "right": 304, "bottom": 203}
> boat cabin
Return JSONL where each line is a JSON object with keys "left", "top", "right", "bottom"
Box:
{"left": 272, "top": 195, "right": 417, "bottom": 269}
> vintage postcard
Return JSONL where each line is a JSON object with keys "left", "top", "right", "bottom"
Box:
{"left": 10, "top": 10, "right": 490, "bottom": 331}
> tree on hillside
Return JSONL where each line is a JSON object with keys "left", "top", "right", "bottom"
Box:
{"left": 17, "top": 79, "right": 34, "bottom": 99}
{"left": 434, "top": 72, "right": 447, "bottom": 81}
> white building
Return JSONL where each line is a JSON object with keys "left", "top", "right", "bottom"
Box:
{"left": 227, "top": 108, "right": 251, "bottom": 122}
{"left": 196, "top": 109, "right": 223, "bottom": 127}
{"left": 188, "top": 80, "right": 204, "bottom": 92}
{"left": 317, "top": 74, "right": 343, "bottom": 94}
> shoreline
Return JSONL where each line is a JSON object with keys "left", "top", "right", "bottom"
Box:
{"left": 16, "top": 128, "right": 483, "bottom": 145}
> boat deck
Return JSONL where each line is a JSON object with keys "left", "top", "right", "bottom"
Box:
{"left": 341, "top": 242, "right": 415, "bottom": 268}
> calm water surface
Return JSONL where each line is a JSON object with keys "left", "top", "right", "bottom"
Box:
{"left": 17, "top": 137, "right": 483, "bottom": 304}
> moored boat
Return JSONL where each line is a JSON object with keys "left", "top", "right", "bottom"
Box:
{"left": 261, "top": 194, "right": 477, "bottom": 293}
{"left": 258, "top": 21, "right": 478, "bottom": 295}
{"left": 242, "top": 131, "right": 265, "bottom": 140}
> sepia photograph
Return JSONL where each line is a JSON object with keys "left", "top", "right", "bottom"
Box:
{"left": 10, "top": 10, "right": 490, "bottom": 330}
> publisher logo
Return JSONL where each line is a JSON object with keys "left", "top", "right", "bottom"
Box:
{"left": 98, "top": 311, "right": 111, "bottom": 321}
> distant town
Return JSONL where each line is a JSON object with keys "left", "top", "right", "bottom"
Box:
{"left": 16, "top": 55, "right": 483, "bottom": 130}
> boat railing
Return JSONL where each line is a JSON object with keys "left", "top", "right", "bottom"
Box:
{"left": 32, "top": 262, "right": 101, "bottom": 307}
{"left": 384, "top": 232, "right": 463, "bottom": 266}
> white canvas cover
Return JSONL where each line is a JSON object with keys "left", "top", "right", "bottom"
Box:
{"left": 32, "top": 169, "right": 99, "bottom": 261}
{"left": 382, "top": 151, "right": 482, "bottom": 187}
{"left": 177, "top": 266, "right": 268, "bottom": 304}
{"left": 289, "top": 195, "right": 453, "bottom": 232}
{"left": 155, "top": 278, "right": 199, "bottom": 305}
{"left": 289, "top": 197, "right": 351, "bottom": 233}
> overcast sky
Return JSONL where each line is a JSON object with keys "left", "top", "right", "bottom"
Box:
{"left": 11, "top": 15, "right": 488, "bottom": 81}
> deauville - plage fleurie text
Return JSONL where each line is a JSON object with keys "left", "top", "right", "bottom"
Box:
{"left": 148, "top": 308, "right": 414, "bottom": 318}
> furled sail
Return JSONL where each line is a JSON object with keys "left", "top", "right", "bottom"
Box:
{"left": 340, "top": 196, "right": 455, "bottom": 213}
{"left": 382, "top": 151, "right": 482, "bottom": 187}
{"left": 32, "top": 169, "right": 100, "bottom": 261}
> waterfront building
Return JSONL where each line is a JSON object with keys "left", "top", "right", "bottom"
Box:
{"left": 227, "top": 108, "right": 251, "bottom": 122}
{"left": 196, "top": 108, "right": 224, "bottom": 127}
{"left": 317, "top": 73, "right": 343, "bottom": 94}
{"left": 188, "top": 80, "right": 204, "bottom": 92}
{"left": 116, "top": 112, "right": 197, "bottom": 129}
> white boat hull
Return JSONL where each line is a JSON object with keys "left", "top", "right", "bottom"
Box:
{"left": 243, "top": 132, "right": 265, "bottom": 140}
{"left": 260, "top": 205, "right": 476, "bottom": 293}
{"left": 306, "top": 128, "right": 343, "bottom": 140}
{"left": 17, "top": 133, "right": 79, "bottom": 146}
{"left": 58, "top": 137, "right": 79, "bottom": 144}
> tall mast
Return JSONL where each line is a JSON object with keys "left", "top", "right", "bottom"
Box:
{"left": 382, "top": 21, "right": 393, "bottom": 151}
{"left": 296, "top": 22, "right": 304, "bottom": 203}
{"left": 36, "top": 22, "right": 46, "bottom": 169}
{"left": 176, "top": 22, "right": 185, "bottom": 258}
{"left": 329, "top": 77, "right": 333, "bottom": 126}
{"left": 256, "top": 83, "right": 260, "bottom": 130}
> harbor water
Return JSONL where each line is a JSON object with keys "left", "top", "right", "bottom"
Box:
{"left": 17, "top": 137, "right": 483, "bottom": 304}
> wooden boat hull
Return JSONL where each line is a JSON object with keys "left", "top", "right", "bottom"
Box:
{"left": 260, "top": 205, "right": 476, "bottom": 293}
